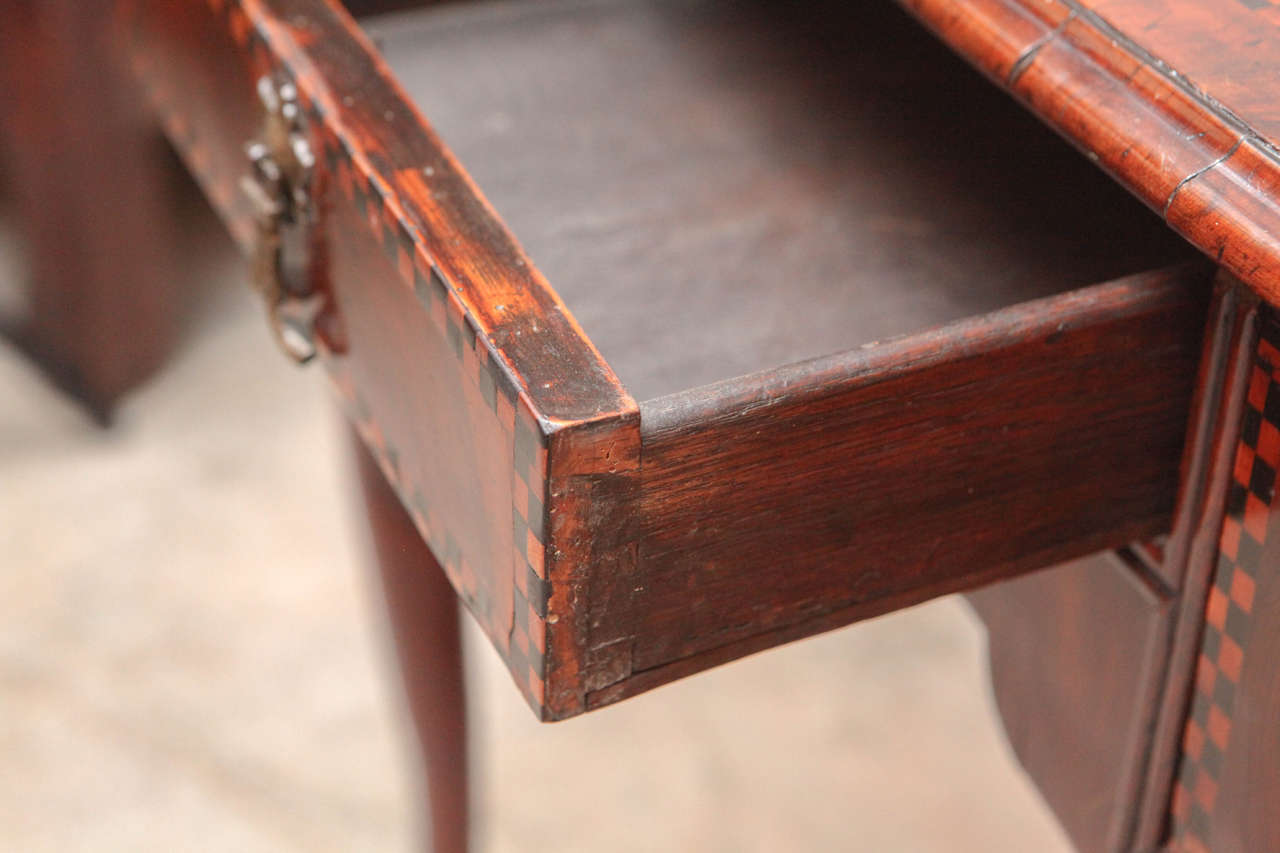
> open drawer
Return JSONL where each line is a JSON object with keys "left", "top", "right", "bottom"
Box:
{"left": 119, "top": 0, "right": 1210, "bottom": 719}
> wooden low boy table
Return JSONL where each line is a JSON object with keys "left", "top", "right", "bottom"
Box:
{"left": 5, "top": 0, "right": 1280, "bottom": 849}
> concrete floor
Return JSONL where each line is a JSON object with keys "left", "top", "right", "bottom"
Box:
{"left": 0, "top": 221, "right": 1076, "bottom": 850}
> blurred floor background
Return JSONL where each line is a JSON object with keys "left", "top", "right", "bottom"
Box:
{"left": 0, "top": 205, "right": 1076, "bottom": 851}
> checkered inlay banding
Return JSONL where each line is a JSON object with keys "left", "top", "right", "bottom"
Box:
{"left": 123, "top": 0, "right": 553, "bottom": 711}
{"left": 1168, "top": 314, "right": 1280, "bottom": 852}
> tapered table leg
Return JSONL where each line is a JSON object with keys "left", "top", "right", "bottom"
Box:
{"left": 0, "top": 0, "right": 181, "bottom": 423}
{"left": 351, "top": 429, "right": 469, "bottom": 853}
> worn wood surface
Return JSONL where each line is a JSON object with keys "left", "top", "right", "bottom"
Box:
{"left": 1079, "top": 0, "right": 1280, "bottom": 143}
{"left": 585, "top": 267, "right": 1209, "bottom": 706}
{"left": 899, "top": 0, "right": 1280, "bottom": 307}
{"left": 371, "top": 0, "right": 1195, "bottom": 400}
{"left": 121, "top": 0, "right": 631, "bottom": 424}
{"left": 119, "top": 0, "right": 1225, "bottom": 723}
{"left": 94, "top": 0, "right": 1280, "bottom": 847}
{"left": 969, "top": 550, "right": 1173, "bottom": 853}
{"left": 958, "top": 277, "right": 1257, "bottom": 853}
{"left": 117, "top": 0, "right": 644, "bottom": 719}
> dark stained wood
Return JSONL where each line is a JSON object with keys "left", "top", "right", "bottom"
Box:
{"left": 952, "top": 276, "right": 1255, "bottom": 853}
{"left": 1162, "top": 306, "right": 1280, "bottom": 853}
{"left": 352, "top": 428, "right": 468, "bottom": 853}
{"left": 1207, "top": 560, "right": 1280, "bottom": 853}
{"left": 372, "top": 0, "right": 1197, "bottom": 401}
{"left": 23, "top": 0, "right": 1280, "bottom": 847}
{"left": 544, "top": 411, "right": 640, "bottom": 716}
{"left": 898, "top": 0, "right": 1280, "bottom": 309}
{"left": 117, "top": 0, "right": 642, "bottom": 719}
{"left": 1133, "top": 275, "right": 1261, "bottom": 852}
{"left": 968, "top": 550, "right": 1173, "bottom": 853}
{"left": 0, "top": 0, "right": 183, "bottom": 421}
{"left": 586, "top": 266, "right": 1209, "bottom": 706}
{"left": 117, "top": 0, "right": 1230, "bottom": 732}
{"left": 121, "top": 0, "right": 633, "bottom": 424}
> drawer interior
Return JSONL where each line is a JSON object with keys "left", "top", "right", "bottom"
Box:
{"left": 368, "top": 0, "right": 1199, "bottom": 401}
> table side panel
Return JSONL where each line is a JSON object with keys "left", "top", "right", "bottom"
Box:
{"left": 969, "top": 550, "right": 1173, "bottom": 853}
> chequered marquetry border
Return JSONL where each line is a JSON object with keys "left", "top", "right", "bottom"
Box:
{"left": 125, "top": 0, "right": 552, "bottom": 710}
{"left": 1168, "top": 314, "right": 1280, "bottom": 852}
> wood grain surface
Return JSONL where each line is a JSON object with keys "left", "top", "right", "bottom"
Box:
{"left": 587, "top": 266, "right": 1209, "bottom": 707}
{"left": 371, "top": 0, "right": 1195, "bottom": 401}
{"left": 119, "top": 0, "right": 1226, "bottom": 725}
{"left": 121, "top": 0, "right": 632, "bottom": 425}
{"left": 970, "top": 550, "right": 1172, "bottom": 853}
{"left": 900, "top": 0, "right": 1280, "bottom": 308}
{"left": 1080, "top": 0, "right": 1280, "bottom": 142}
{"left": 117, "top": 0, "right": 641, "bottom": 717}
{"left": 1130, "top": 276, "right": 1261, "bottom": 852}
{"left": 1164, "top": 305, "right": 1280, "bottom": 853}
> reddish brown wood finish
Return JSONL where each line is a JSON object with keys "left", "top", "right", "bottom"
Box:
{"left": 1080, "top": 0, "right": 1280, "bottom": 143}
{"left": 0, "top": 0, "right": 182, "bottom": 421}
{"left": 898, "top": 0, "right": 1280, "bottom": 307}
{"left": 579, "top": 267, "right": 1208, "bottom": 708}
{"left": 970, "top": 550, "right": 1173, "bottom": 853}
{"left": 1133, "top": 277, "right": 1262, "bottom": 852}
{"left": 352, "top": 429, "right": 468, "bottom": 853}
{"left": 118, "top": 0, "right": 1221, "bottom": 721}
{"left": 1163, "top": 306, "right": 1280, "bottom": 853}
{"left": 117, "top": 0, "right": 639, "bottom": 719}
{"left": 77, "top": 0, "right": 1280, "bottom": 847}
{"left": 121, "top": 0, "right": 631, "bottom": 423}
{"left": 961, "top": 276, "right": 1257, "bottom": 853}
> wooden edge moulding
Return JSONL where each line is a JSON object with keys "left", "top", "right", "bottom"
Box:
{"left": 900, "top": 0, "right": 1280, "bottom": 304}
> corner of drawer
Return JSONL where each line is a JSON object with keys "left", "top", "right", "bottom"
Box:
{"left": 526, "top": 407, "right": 643, "bottom": 721}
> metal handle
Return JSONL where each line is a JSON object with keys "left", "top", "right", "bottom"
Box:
{"left": 241, "top": 75, "right": 319, "bottom": 365}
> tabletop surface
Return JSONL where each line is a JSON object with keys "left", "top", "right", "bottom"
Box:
{"left": 903, "top": 0, "right": 1280, "bottom": 306}
{"left": 1078, "top": 0, "right": 1280, "bottom": 143}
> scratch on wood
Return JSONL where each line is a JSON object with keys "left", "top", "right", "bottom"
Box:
{"left": 1006, "top": 11, "right": 1076, "bottom": 85}
{"left": 1162, "top": 136, "right": 1246, "bottom": 218}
